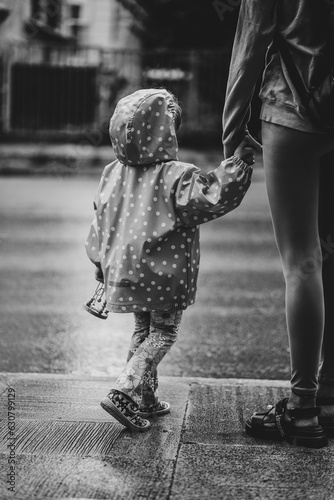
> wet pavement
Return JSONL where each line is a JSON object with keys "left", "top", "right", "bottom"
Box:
{"left": 1, "top": 372, "right": 333, "bottom": 500}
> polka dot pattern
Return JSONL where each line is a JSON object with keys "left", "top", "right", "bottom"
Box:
{"left": 109, "top": 89, "right": 179, "bottom": 167}
{"left": 175, "top": 156, "right": 252, "bottom": 226}
{"left": 86, "top": 89, "right": 252, "bottom": 313}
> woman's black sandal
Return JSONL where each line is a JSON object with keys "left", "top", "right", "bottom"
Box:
{"left": 316, "top": 396, "right": 334, "bottom": 437}
{"left": 245, "top": 398, "right": 328, "bottom": 448}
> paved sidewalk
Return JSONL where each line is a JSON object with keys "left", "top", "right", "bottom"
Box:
{"left": 0, "top": 373, "right": 333, "bottom": 500}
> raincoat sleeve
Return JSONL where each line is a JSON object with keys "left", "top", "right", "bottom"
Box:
{"left": 222, "top": 0, "right": 276, "bottom": 158}
{"left": 174, "top": 156, "right": 252, "bottom": 227}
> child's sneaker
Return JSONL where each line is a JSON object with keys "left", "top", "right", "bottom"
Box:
{"left": 101, "top": 390, "right": 151, "bottom": 432}
{"left": 138, "top": 401, "right": 171, "bottom": 418}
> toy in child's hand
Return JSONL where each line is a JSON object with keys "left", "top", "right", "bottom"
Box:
{"left": 83, "top": 282, "right": 109, "bottom": 320}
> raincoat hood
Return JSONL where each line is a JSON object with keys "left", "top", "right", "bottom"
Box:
{"left": 109, "top": 89, "right": 179, "bottom": 166}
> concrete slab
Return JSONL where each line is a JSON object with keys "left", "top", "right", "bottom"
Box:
{"left": 170, "top": 379, "right": 334, "bottom": 500}
{"left": 0, "top": 420, "right": 124, "bottom": 457}
{"left": 0, "top": 453, "right": 175, "bottom": 500}
{"left": 0, "top": 374, "right": 333, "bottom": 500}
{"left": 183, "top": 380, "right": 290, "bottom": 445}
{"left": 170, "top": 443, "right": 334, "bottom": 500}
{"left": 0, "top": 373, "right": 190, "bottom": 499}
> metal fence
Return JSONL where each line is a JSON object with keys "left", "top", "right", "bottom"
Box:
{"left": 0, "top": 43, "right": 231, "bottom": 141}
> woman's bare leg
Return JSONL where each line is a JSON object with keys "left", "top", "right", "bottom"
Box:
{"left": 318, "top": 150, "right": 334, "bottom": 409}
{"left": 262, "top": 122, "right": 333, "bottom": 424}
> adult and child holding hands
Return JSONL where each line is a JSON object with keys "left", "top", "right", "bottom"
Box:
{"left": 85, "top": 0, "right": 334, "bottom": 449}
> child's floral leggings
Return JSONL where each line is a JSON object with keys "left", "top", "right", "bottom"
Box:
{"left": 112, "top": 310, "right": 182, "bottom": 410}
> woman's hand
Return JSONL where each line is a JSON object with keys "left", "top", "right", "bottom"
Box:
{"left": 234, "top": 134, "right": 263, "bottom": 165}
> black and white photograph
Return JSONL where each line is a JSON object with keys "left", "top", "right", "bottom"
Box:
{"left": 0, "top": 0, "right": 334, "bottom": 498}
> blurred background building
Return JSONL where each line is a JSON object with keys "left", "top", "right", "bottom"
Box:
{"left": 0, "top": 0, "right": 261, "bottom": 145}
{"left": 0, "top": 0, "right": 140, "bottom": 48}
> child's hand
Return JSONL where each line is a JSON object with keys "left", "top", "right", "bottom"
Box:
{"left": 95, "top": 263, "right": 104, "bottom": 283}
{"left": 234, "top": 135, "right": 262, "bottom": 165}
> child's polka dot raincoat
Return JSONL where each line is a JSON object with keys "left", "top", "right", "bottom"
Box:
{"left": 86, "top": 89, "right": 252, "bottom": 313}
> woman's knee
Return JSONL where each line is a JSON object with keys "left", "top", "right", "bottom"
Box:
{"left": 280, "top": 243, "right": 323, "bottom": 279}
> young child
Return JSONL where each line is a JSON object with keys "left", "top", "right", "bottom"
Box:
{"left": 85, "top": 88, "right": 253, "bottom": 432}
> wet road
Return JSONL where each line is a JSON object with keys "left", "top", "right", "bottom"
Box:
{"left": 0, "top": 171, "right": 290, "bottom": 380}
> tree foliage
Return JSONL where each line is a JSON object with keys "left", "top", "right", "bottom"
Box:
{"left": 116, "top": 0, "right": 239, "bottom": 49}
